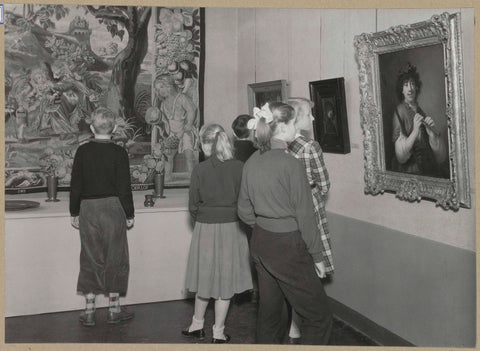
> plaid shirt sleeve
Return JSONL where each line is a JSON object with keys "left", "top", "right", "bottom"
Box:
{"left": 308, "top": 141, "right": 330, "bottom": 197}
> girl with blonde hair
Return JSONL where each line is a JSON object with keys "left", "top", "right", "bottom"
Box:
{"left": 183, "top": 123, "right": 252, "bottom": 343}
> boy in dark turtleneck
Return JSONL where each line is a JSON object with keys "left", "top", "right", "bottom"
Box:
{"left": 70, "top": 107, "right": 134, "bottom": 327}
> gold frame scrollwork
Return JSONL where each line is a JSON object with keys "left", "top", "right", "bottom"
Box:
{"left": 354, "top": 12, "right": 470, "bottom": 210}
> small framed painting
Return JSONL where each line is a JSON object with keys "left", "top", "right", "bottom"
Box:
{"left": 309, "top": 78, "right": 350, "bottom": 154}
{"left": 247, "top": 79, "right": 288, "bottom": 115}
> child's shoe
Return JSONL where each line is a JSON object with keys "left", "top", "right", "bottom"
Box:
{"left": 212, "top": 334, "right": 231, "bottom": 343}
{"left": 182, "top": 315, "right": 205, "bottom": 339}
{"left": 212, "top": 324, "right": 230, "bottom": 343}
{"left": 288, "top": 336, "right": 301, "bottom": 344}
{"left": 181, "top": 328, "right": 206, "bottom": 340}
{"left": 107, "top": 307, "right": 134, "bottom": 324}
{"left": 79, "top": 311, "right": 96, "bottom": 327}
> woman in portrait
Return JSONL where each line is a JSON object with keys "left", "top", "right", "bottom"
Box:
{"left": 391, "top": 63, "right": 448, "bottom": 178}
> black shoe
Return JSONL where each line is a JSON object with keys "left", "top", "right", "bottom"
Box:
{"left": 182, "top": 328, "right": 206, "bottom": 340}
{"left": 79, "top": 311, "right": 95, "bottom": 327}
{"left": 288, "top": 336, "right": 301, "bottom": 344}
{"left": 212, "top": 334, "right": 231, "bottom": 343}
{"left": 107, "top": 307, "right": 134, "bottom": 324}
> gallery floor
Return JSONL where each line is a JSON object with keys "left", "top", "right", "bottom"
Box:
{"left": 4, "top": 296, "right": 386, "bottom": 345}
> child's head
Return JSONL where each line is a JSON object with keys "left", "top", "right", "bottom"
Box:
{"left": 154, "top": 75, "right": 177, "bottom": 98}
{"left": 254, "top": 102, "right": 295, "bottom": 152}
{"left": 90, "top": 107, "right": 117, "bottom": 135}
{"left": 199, "top": 124, "right": 234, "bottom": 161}
{"left": 287, "top": 97, "right": 315, "bottom": 132}
{"left": 30, "top": 67, "right": 48, "bottom": 85}
{"left": 231, "top": 114, "right": 253, "bottom": 139}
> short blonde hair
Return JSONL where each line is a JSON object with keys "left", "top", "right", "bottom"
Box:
{"left": 287, "top": 98, "right": 314, "bottom": 129}
{"left": 288, "top": 96, "right": 313, "bottom": 114}
{"left": 199, "top": 124, "right": 233, "bottom": 161}
{"left": 91, "top": 107, "right": 116, "bottom": 135}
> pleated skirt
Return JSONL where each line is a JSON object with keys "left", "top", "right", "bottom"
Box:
{"left": 185, "top": 221, "right": 253, "bottom": 299}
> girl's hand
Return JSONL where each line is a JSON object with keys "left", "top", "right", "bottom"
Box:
{"left": 126, "top": 218, "right": 135, "bottom": 229}
{"left": 314, "top": 261, "right": 327, "bottom": 278}
{"left": 71, "top": 216, "right": 79, "bottom": 229}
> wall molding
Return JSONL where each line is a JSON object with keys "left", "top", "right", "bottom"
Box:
{"left": 330, "top": 297, "right": 415, "bottom": 347}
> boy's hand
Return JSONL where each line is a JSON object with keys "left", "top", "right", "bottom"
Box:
{"left": 126, "top": 218, "right": 135, "bottom": 229}
{"left": 71, "top": 216, "right": 79, "bottom": 229}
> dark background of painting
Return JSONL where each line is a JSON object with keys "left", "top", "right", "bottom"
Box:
{"left": 379, "top": 43, "right": 448, "bottom": 175}
{"left": 255, "top": 90, "right": 282, "bottom": 108}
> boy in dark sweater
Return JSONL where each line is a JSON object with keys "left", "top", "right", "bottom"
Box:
{"left": 231, "top": 114, "right": 257, "bottom": 163}
{"left": 70, "top": 107, "right": 135, "bottom": 327}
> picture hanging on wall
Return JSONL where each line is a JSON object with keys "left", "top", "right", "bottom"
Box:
{"left": 354, "top": 12, "right": 470, "bottom": 210}
{"left": 4, "top": 4, "right": 205, "bottom": 193}
{"left": 309, "top": 78, "right": 350, "bottom": 154}
{"left": 247, "top": 79, "right": 288, "bottom": 115}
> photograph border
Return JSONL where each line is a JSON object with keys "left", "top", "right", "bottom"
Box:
{"left": 354, "top": 12, "right": 470, "bottom": 210}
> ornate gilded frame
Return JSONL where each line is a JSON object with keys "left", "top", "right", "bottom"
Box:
{"left": 354, "top": 12, "right": 470, "bottom": 210}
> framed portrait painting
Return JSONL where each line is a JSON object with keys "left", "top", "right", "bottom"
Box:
{"left": 354, "top": 12, "right": 470, "bottom": 210}
{"left": 309, "top": 78, "right": 350, "bottom": 154}
{"left": 247, "top": 79, "right": 288, "bottom": 115}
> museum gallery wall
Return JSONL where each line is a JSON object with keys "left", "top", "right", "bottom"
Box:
{"left": 4, "top": 5, "right": 204, "bottom": 193}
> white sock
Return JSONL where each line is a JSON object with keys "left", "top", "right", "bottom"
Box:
{"left": 189, "top": 315, "right": 204, "bottom": 332}
{"left": 85, "top": 293, "right": 96, "bottom": 314}
{"left": 212, "top": 324, "right": 226, "bottom": 340}
{"left": 289, "top": 320, "right": 301, "bottom": 338}
{"left": 109, "top": 292, "right": 120, "bottom": 313}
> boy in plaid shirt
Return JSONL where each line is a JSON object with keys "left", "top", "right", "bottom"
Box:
{"left": 286, "top": 97, "right": 333, "bottom": 343}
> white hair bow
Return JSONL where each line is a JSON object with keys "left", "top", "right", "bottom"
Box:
{"left": 247, "top": 103, "right": 274, "bottom": 130}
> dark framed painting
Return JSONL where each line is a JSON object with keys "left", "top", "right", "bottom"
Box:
{"left": 4, "top": 4, "right": 204, "bottom": 193}
{"left": 354, "top": 12, "right": 470, "bottom": 210}
{"left": 247, "top": 79, "right": 288, "bottom": 115}
{"left": 309, "top": 78, "right": 350, "bottom": 154}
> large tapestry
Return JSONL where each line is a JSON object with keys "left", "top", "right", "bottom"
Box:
{"left": 4, "top": 5, "right": 204, "bottom": 193}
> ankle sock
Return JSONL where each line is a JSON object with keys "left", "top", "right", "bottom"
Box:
{"left": 289, "top": 327, "right": 301, "bottom": 338}
{"left": 85, "top": 293, "right": 96, "bottom": 314}
{"left": 188, "top": 315, "right": 204, "bottom": 332}
{"left": 109, "top": 293, "right": 120, "bottom": 313}
{"left": 289, "top": 318, "right": 301, "bottom": 338}
{"left": 212, "top": 324, "right": 226, "bottom": 340}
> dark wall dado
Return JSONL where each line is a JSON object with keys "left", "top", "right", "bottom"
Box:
{"left": 324, "top": 212, "right": 476, "bottom": 347}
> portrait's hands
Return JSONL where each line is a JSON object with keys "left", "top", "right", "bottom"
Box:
{"left": 314, "top": 261, "right": 327, "bottom": 279}
{"left": 423, "top": 116, "right": 438, "bottom": 137}
{"left": 412, "top": 113, "right": 424, "bottom": 137}
{"left": 126, "top": 218, "right": 135, "bottom": 230}
{"left": 71, "top": 216, "right": 79, "bottom": 229}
